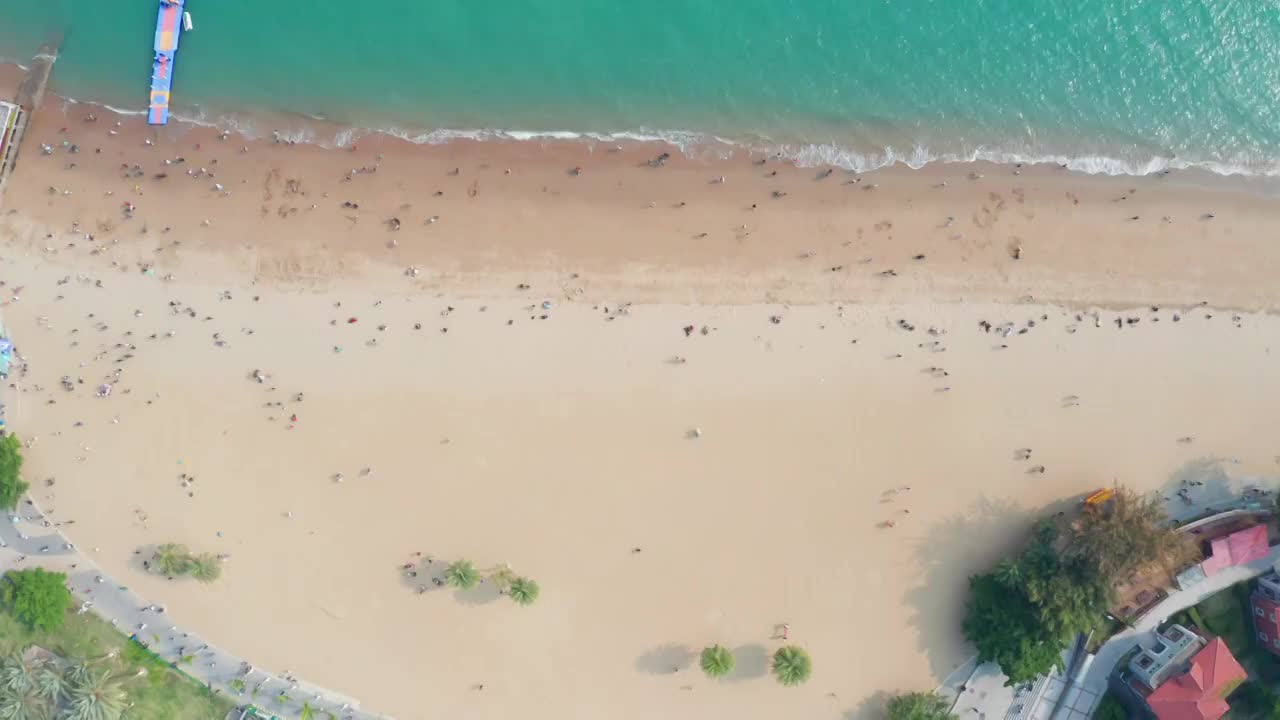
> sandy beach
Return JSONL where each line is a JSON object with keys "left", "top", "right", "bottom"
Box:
{"left": 1, "top": 71, "right": 1280, "bottom": 720}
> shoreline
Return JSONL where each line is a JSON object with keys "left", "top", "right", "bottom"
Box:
{"left": 7, "top": 61, "right": 1280, "bottom": 180}
{"left": 3, "top": 61, "right": 1280, "bottom": 312}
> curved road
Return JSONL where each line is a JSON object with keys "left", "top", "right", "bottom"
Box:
{"left": 0, "top": 501, "right": 389, "bottom": 720}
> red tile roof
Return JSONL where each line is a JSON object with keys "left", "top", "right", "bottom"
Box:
{"left": 1201, "top": 525, "right": 1269, "bottom": 576}
{"left": 1147, "top": 638, "right": 1246, "bottom": 720}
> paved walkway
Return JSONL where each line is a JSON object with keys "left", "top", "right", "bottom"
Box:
{"left": 0, "top": 503, "right": 389, "bottom": 720}
{"left": 1061, "top": 543, "right": 1280, "bottom": 718}
{"left": 942, "top": 483, "right": 1277, "bottom": 720}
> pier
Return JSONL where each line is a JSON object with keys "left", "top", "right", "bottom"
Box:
{"left": 0, "top": 44, "right": 58, "bottom": 210}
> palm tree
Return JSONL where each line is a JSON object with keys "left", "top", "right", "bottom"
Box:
{"left": 188, "top": 553, "right": 222, "bottom": 583}
{"left": 0, "top": 651, "right": 37, "bottom": 696}
{"left": 771, "top": 645, "right": 812, "bottom": 687}
{"left": 29, "top": 666, "right": 61, "bottom": 705}
{"left": 444, "top": 560, "right": 480, "bottom": 590}
{"left": 152, "top": 544, "right": 192, "bottom": 576}
{"left": 0, "top": 689, "right": 48, "bottom": 720}
{"left": 507, "top": 577, "right": 539, "bottom": 606}
{"left": 0, "top": 691, "right": 47, "bottom": 720}
{"left": 64, "top": 668, "right": 125, "bottom": 720}
{"left": 993, "top": 559, "right": 1022, "bottom": 588}
{"left": 485, "top": 564, "right": 516, "bottom": 588}
{"left": 61, "top": 663, "right": 90, "bottom": 689}
{"left": 699, "top": 645, "right": 735, "bottom": 679}
{"left": 299, "top": 701, "right": 316, "bottom": 720}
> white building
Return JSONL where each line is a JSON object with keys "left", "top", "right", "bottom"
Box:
{"left": 1128, "top": 623, "right": 1207, "bottom": 691}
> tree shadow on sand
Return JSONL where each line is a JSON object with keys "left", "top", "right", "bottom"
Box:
{"left": 901, "top": 493, "right": 1080, "bottom": 681}
{"left": 395, "top": 561, "right": 499, "bottom": 604}
{"left": 843, "top": 689, "right": 890, "bottom": 720}
{"left": 725, "top": 644, "right": 769, "bottom": 683}
{"left": 453, "top": 581, "right": 503, "bottom": 606}
{"left": 635, "top": 644, "right": 694, "bottom": 675}
{"left": 130, "top": 545, "right": 159, "bottom": 574}
{"left": 1159, "top": 457, "right": 1279, "bottom": 523}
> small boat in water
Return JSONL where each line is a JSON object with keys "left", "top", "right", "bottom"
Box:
{"left": 183, "top": 12, "right": 193, "bottom": 31}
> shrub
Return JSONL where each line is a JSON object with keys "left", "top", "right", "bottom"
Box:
{"left": 3, "top": 568, "right": 71, "bottom": 632}
{"left": 0, "top": 435, "right": 28, "bottom": 511}
{"left": 886, "top": 691, "right": 956, "bottom": 720}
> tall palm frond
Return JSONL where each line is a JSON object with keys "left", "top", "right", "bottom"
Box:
{"left": 444, "top": 561, "right": 479, "bottom": 590}
{"left": 507, "top": 577, "right": 539, "bottom": 606}
{"left": 771, "top": 645, "right": 812, "bottom": 687}
{"left": 0, "top": 687, "right": 48, "bottom": 720}
{"left": 152, "top": 544, "right": 192, "bottom": 576}
{"left": 188, "top": 554, "right": 222, "bottom": 583}
{"left": 0, "top": 651, "right": 37, "bottom": 696}
{"left": 28, "top": 667, "right": 60, "bottom": 704}
{"left": 64, "top": 668, "right": 125, "bottom": 720}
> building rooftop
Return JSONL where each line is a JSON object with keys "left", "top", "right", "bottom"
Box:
{"left": 1146, "top": 637, "right": 1246, "bottom": 720}
{"left": 1201, "top": 525, "right": 1269, "bottom": 576}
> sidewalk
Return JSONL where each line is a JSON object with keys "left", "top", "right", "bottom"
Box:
{"left": 1065, "top": 543, "right": 1280, "bottom": 718}
{"left": 0, "top": 503, "right": 389, "bottom": 720}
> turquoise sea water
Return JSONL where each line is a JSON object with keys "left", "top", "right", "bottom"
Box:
{"left": 1, "top": 0, "right": 1279, "bottom": 175}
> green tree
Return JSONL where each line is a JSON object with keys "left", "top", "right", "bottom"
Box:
{"left": 1067, "top": 486, "right": 1197, "bottom": 585}
{"left": 993, "top": 560, "right": 1021, "bottom": 588}
{"left": 963, "top": 573, "right": 1065, "bottom": 685}
{"left": 507, "top": 577, "right": 539, "bottom": 606}
{"left": 3, "top": 570, "right": 70, "bottom": 632}
{"left": 151, "top": 544, "right": 192, "bottom": 577}
{"left": 64, "top": 668, "right": 125, "bottom": 720}
{"left": 963, "top": 521, "right": 1110, "bottom": 686}
{"left": 886, "top": 691, "right": 956, "bottom": 720}
{"left": 0, "top": 435, "right": 28, "bottom": 512}
{"left": 300, "top": 702, "right": 316, "bottom": 720}
{"left": 771, "top": 646, "right": 812, "bottom": 687}
{"left": 699, "top": 645, "right": 735, "bottom": 679}
{"left": 188, "top": 553, "right": 222, "bottom": 584}
{"left": 444, "top": 561, "right": 479, "bottom": 590}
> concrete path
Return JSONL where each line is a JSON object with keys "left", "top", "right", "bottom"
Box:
{"left": 937, "top": 483, "right": 1278, "bottom": 720}
{"left": 1058, "top": 543, "right": 1280, "bottom": 719}
{"left": 0, "top": 502, "right": 390, "bottom": 720}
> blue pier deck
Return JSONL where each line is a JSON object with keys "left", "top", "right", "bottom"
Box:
{"left": 147, "top": 0, "right": 186, "bottom": 125}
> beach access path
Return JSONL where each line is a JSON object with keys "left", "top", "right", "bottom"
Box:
{"left": 944, "top": 542, "right": 1280, "bottom": 720}
{"left": 938, "top": 484, "right": 1279, "bottom": 720}
{"left": 0, "top": 502, "right": 389, "bottom": 720}
{"left": 1061, "top": 543, "right": 1280, "bottom": 719}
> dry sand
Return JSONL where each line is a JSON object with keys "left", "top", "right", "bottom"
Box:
{"left": 0, "top": 75, "right": 1279, "bottom": 719}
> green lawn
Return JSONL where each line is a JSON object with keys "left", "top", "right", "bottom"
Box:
{"left": 0, "top": 605, "right": 234, "bottom": 719}
{"left": 1196, "top": 588, "right": 1251, "bottom": 655}
{"left": 1190, "top": 581, "right": 1280, "bottom": 688}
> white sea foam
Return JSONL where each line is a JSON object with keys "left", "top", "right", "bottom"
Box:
{"left": 37, "top": 93, "right": 1280, "bottom": 178}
